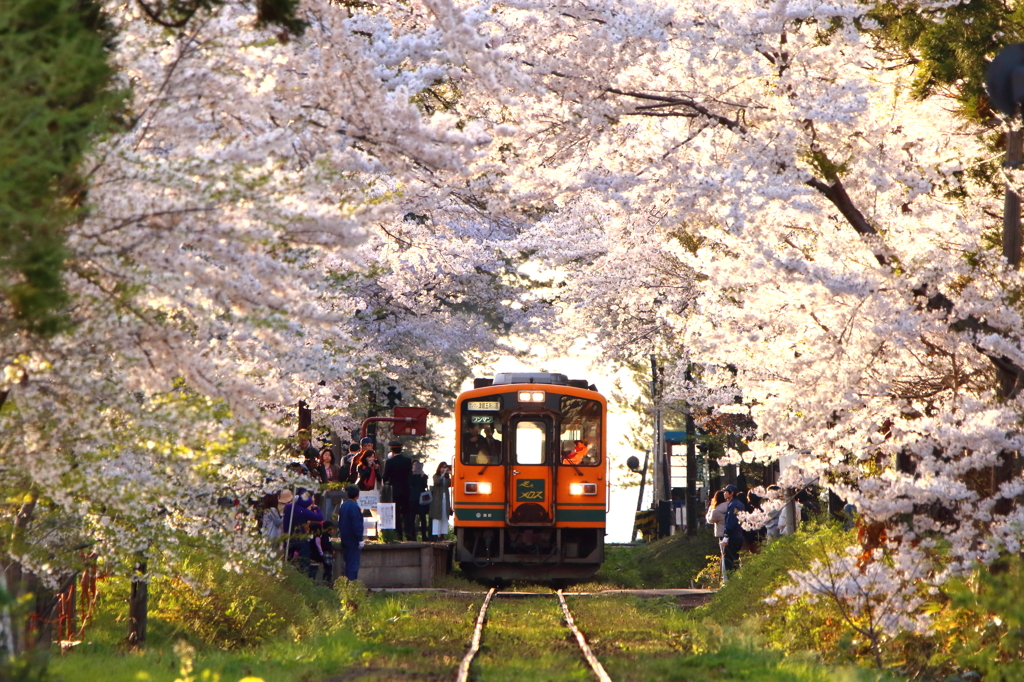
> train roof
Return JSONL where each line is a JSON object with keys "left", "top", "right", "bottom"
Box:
{"left": 473, "top": 372, "right": 597, "bottom": 392}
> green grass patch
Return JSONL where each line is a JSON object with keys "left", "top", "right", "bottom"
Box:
{"left": 702, "top": 521, "right": 853, "bottom": 626}
{"left": 42, "top": 528, "right": 912, "bottom": 682}
{"left": 586, "top": 529, "right": 720, "bottom": 589}
{"left": 473, "top": 598, "right": 592, "bottom": 681}
{"left": 568, "top": 595, "right": 897, "bottom": 682}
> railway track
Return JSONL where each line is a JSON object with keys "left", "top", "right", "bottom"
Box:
{"left": 455, "top": 588, "right": 612, "bottom": 682}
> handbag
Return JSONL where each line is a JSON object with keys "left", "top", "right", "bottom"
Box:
{"left": 419, "top": 490, "right": 433, "bottom": 506}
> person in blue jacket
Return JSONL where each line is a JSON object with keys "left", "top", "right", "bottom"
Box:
{"left": 338, "top": 484, "right": 365, "bottom": 581}
{"left": 282, "top": 489, "right": 323, "bottom": 575}
{"left": 722, "top": 484, "right": 746, "bottom": 572}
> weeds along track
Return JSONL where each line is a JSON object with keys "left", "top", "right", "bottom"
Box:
{"left": 456, "top": 588, "right": 612, "bottom": 682}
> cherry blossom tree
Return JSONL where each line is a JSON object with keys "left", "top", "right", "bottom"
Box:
{"left": 0, "top": 0, "right": 532, "bottom": 651}
{"left": 452, "top": 0, "right": 1024, "bottom": 635}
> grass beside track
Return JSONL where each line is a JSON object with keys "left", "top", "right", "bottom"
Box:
{"left": 48, "top": 588, "right": 891, "bottom": 682}
{"left": 472, "top": 598, "right": 591, "bottom": 681}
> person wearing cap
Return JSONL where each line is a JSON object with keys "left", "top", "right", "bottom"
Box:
{"left": 282, "top": 488, "right": 323, "bottom": 575}
{"left": 338, "top": 484, "right": 365, "bottom": 581}
{"left": 383, "top": 440, "right": 413, "bottom": 541}
{"left": 722, "top": 484, "right": 746, "bottom": 571}
{"left": 261, "top": 489, "right": 291, "bottom": 546}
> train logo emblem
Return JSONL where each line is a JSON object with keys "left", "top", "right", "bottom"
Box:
{"left": 515, "top": 478, "right": 545, "bottom": 502}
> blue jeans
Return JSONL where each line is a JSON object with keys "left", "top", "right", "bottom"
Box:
{"left": 342, "top": 544, "right": 361, "bottom": 581}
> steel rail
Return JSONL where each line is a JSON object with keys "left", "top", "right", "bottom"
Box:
{"left": 557, "top": 589, "right": 613, "bottom": 682}
{"left": 456, "top": 586, "right": 496, "bottom": 682}
{"left": 456, "top": 588, "right": 613, "bottom": 682}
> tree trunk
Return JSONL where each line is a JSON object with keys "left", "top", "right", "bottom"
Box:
{"left": 3, "top": 489, "right": 38, "bottom": 655}
{"left": 127, "top": 559, "right": 147, "bottom": 648}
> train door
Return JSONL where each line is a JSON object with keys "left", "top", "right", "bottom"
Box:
{"left": 507, "top": 416, "right": 555, "bottom": 525}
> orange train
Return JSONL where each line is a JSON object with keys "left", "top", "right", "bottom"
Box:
{"left": 452, "top": 372, "right": 608, "bottom": 580}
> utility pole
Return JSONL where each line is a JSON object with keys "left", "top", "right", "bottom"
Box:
{"left": 650, "top": 355, "right": 666, "bottom": 505}
{"left": 684, "top": 364, "right": 698, "bottom": 535}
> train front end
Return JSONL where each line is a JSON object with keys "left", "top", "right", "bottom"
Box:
{"left": 452, "top": 372, "right": 608, "bottom": 581}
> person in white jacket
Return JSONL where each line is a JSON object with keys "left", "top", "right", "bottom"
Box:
{"left": 705, "top": 489, "right": 728, "bottom": 539}
{"left": 778, "top": 497, "right": 802, "bottom": 536}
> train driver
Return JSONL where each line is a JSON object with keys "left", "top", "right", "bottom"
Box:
{"left": 563, "top": 440, "right": 588, "bottom": 465}
{"left": 482, "top": 423, "right": 502, "bottom": 463}
{"left": 463, "top": 423, "right": 496, "bottom": 465}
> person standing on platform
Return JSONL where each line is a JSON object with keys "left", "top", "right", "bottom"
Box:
{"left": 338, "top": 485, "right": 365, "bottom": 581}
{"left": 297, "top": 430, "right": 320, "bottom": 472}
{"left": 355, "top": 449, "right": 381, "bottom": 491}
{"left": 351, "top": 437, "right": 374, "bottom": 482}
{"left": 722, "top": 484, "right": 746, "bottom": 572}
{"left": 341, "top": 442, "right": 360, "bottom": 483}
{"left": 429, "top": 462, "right": 452, "bottom": 540}
{"left": 382, "top": 440, "right": 413, "bottom": 541}
{"left": 408, "top": 460, "right": 430, "bottom": 541}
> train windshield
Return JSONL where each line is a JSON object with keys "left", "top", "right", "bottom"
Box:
{"left": 559, "top": 397, "right": 602, "bottom": 466}
{"left": 514, "top": 420, "right": 548, "bottom": 465}
{"left": 461, "top": 413, "right": 503, "bottom": 465}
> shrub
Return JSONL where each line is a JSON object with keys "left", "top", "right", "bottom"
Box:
{"left": 151, "top": 550, "right": 338, "bottom": 648}
{"left": 699, "top": 522, "right": 861, "bottom": 662}
{"left": 595, "top": 527, "right": 720, "bottom": 588}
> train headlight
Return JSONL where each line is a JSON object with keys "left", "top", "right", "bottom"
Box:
{"left": 517, "top": 390, "right": 546, "bottom": 403}
{"left": 569, "top": 483, "right": 598, "bottom": 496}
{"left": 465, "top": 482, "right": 492, "bottom": 494}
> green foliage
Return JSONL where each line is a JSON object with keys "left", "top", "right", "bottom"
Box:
{"left": 0, "top": 0, "right": 125, "bottom": 336}
{"left": 135, "top": 0, "right": 305, "bottom": 35}
{"left": 697, "top": 522, "right": 868, "bottom": 666}
{"left": 704, "top": 522, "right": 851, "bottom": 625}
{"left": 593, "top": 528, "right": 720, "bottom": 588}
{"left": 943, "top": 557, "right": 1024, "bottom": 681}
{"left": 150, "top": 551, "right": 338, "bottom": 648}
{"left": 868, "top": 0, "right": 1024, "bottom": 121}
{"left": 694, "top": 552, "right": 724, "bottom": 589}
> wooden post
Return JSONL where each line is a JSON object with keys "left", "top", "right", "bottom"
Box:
{"left": 419, "top": 545, "right": 434, "bottom": 587}
{"left": 127, "top": 559, "right": 147, "bottom": 648}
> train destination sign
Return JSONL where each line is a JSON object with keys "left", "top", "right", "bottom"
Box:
{"left": 466, "top": 400, "right": 500, "bottom": 411}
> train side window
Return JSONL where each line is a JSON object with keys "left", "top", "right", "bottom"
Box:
{"left": 559, "top": 397, "right": 602, "bottom": 466}
{"left": 514, "top": 420, "right": 547, "bottom": 465}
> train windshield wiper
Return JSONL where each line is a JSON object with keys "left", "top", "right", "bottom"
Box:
{"left": 562, "top": 454, "right": 583, "bottom": 476}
